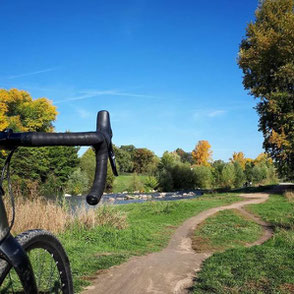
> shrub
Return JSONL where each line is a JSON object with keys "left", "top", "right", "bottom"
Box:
{"left": 221, "top": 163, "right": 235, "bottom": 189}
{"left": 144, "top": 176, "right": 159, "bottom": 192}
{"left": 66, "top": 168, "right": 89, "bottom": 196}
{"left": 193, "top": 165, "right": 212, "bottom": 189}
{"left": 127, "top": 173, "right": 144, "bottom": 192}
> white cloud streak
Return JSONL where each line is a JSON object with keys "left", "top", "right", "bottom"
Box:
{"left": 7, "top": 68, "right": 59, "bottom": 79}
{"left": 55, "top": 90, "right": 156, "bottom": 104}
{"left": 193, "top": 109, "right": 227, "bottom": 119}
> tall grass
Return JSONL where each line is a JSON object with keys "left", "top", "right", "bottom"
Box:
{"left": 284, "top": 190, "right": 294, "bottom": 202}
{"left": 4, "top": 197, "right": 128, "bottom": 235}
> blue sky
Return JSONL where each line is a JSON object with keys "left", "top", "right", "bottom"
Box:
{"left": 0, "top": 0, "right": 263, "bottom": 161}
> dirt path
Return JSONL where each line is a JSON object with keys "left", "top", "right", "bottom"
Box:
{"left": 82, "top": 193, "right": 273, "bottom": 294}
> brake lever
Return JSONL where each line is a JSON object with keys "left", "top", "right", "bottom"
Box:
{"left": 108, "top": 143, "right": 118, "bottom": 176}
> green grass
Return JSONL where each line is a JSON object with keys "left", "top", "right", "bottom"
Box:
{"left": 193, "top": 194, "right": 294, "bottom": 294}
{"left": 112, "top": 174, "right": 149, "bottom": 193}
{"left": 58, "top": 193, "right": 242, "bottom": 292}
{"left": 192, "top": 209, "right": 263, "bottom": 252}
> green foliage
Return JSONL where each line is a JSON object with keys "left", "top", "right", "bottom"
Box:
{"left": 175, "top": 148, "right": 193, "bottom": 164}
{"left": 158, "top": 151, "right": 181, "bottom": 170}
{"left": 133, "top": 148, "right": 157, "bottom": 174}
{"left": 221, "top": 163, "right": 235, "bottom": 189}
{"left": 113, "top": 145, "right": 134, "bottom": 173}
{"left": 238, "top": 0, "right": 294, "bottom": 178}
{"left": 193, "top": 165, "right": 213, "bottom": 189}
{"left": 211, "top": 160, "right": 226, "bottom": 188}
{"left": 66, "top": 168, "right": 89, "bottom": 196}
{"left": 79, "top": 148, "right": 114, "bottom": 192}
{"left": 127, "top": 173, "right": 144, "bottom": 192}
{"left": 144, "top": 176, "right": 159, "bottom": 192}
{"left": 0, "top": 146, "right": 79, "bottom": 197}
{"left": 233, "top": 162, "right": 245, "bottom": 188}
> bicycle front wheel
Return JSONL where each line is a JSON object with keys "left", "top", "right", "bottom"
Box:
{"left": 0, "top": 229, "right": 73, "bottom": 294}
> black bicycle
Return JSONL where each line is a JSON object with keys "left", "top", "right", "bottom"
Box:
{"left": 0, "top": 110, "right": 118, "bottom": 293}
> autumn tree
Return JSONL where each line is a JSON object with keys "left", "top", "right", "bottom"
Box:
{"left": 133, "top": 148, "right": 157, "bottom": 174}
{"left": 238, "top": 0, "right": 294, "bottom": 178}
{"left": 230, "top": 152, "right": 247, "bottom": 170}
{"left": 174, "top": 148, "right": 193, "bottom": 164}
{"left": 0, "top": 89, "right": 80, "bottom": 197}
{"left": 192, "top": 140, "right": 212, "bottom": 166}
{"left": 0, "top": 88, "right": 57, "bottom": 132}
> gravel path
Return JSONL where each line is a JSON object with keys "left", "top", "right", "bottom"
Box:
{"left": 82, "top": 192, "right": 273, "bottom": 294}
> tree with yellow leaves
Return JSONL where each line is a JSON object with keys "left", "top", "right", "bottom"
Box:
{"left": 238, "top": 0, "right": 294, "bottom": 178}
{"left": 230, "top": 152, "right": 247, "bottom": 170}
{"left": 192, "top": 140, "right": 212, "bottom": 166}
{"left": 0, "top": 88, "right": 57, "bottom": 132}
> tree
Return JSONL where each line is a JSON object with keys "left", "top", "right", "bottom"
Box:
{"left": 238, "top": 0, "right": 294, "bottom": 178}
{"left": 175, "top": 148, "right": 193, "bottom": 164}
{"left": 66, "top": 168, "right": 89, "bottom": 196}
{"left": 192, "top": 140, "right": 213, "bottom": 166}
{"left": 193, "top": 165, "right": 213, "bottom": 189}
{"left": 79, "top": 148, "right": 114, "bottom": 192}
{"left": 221, "top": 163, "right": 235, "bottom": 189}
{"left": 133, "top": 148, "right": 157, "bottom": 174}
{"left": 212, "top": 160, "right": 226, "bottom": 188}
{"left": 233, "top": 162, "right": 245, "bottom": 188}
{"left": 0, "top": 88, "right": 57, "bottom": 132}
{"left": 230, "top": 152, "right": 247, "bottom": 170}
{"left": 113, "top": 145, "right": 134, "bottom": 173}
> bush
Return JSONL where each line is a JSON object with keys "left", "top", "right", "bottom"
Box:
{"left": 144, "top": 176, "right": 159, "bottom": 192}
{"left": 127, "top": 173, "right": 144, "bottom": 192}
{"left": 193, "top": 165, "right": 212, "bottom": 189}
{"left": 66, "top": 168, "right": 89, "bottom": 196}
{"left": 221, "top": 163, "right": 235, "bottom": 189}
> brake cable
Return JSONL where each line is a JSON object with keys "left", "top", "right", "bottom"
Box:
{"left": 0, "top": 148, "right": 17, "bottom": 242}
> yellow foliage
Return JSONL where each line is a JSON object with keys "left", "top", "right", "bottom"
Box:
{"left": 192, "top": 140, "right": 212, "bottom": 166}
{"left": 230, "top": 152, "right": 247, "bottom": 170}
{"left": 0, "top": 88, "right": 57, "bottom": 132}
{"left": 254, "top": 153, "right": 273, "bottom": 165}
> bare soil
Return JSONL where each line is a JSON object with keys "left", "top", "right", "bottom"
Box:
{"left": 82, "top": 193, "right": 273, "bottom": 294}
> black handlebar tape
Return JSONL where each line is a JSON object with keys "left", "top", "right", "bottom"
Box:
{"left": 2, "top": 132, "right": 104, "bottom": 147}
{"left": 86, "top": 110, "right": 112, "bottom": 205}
{"left": 86, "top": 141, "right": 108, "bottom": 205}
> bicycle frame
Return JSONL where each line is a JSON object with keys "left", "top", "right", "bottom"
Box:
{"left": 0, "top": 185, "right": 38, "bottom": 293}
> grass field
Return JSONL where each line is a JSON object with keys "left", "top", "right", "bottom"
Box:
{"left": 192, "top": 209, "right": 263, "bottom": 253}
{"left": 192, "top": 193, "right": 294, "bottom": 294}
{"left": 112, "top": 173, "right": 149, "bottom": 193}
{"left": 58, "top": 193, "right": 242, "bottom": 292}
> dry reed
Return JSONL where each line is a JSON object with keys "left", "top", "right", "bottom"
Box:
{"left": 4, "top": 197, "right": 128, "bottom": 235}
{"left": 284, "top": 190, "right": 294, "bottom": 202}
{"left": 76, "top": 205, "right": 128, "bottom": 230}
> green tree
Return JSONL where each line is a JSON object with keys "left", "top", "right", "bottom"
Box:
{"left": 80, "top": 148, "right": 114, "bottom": 192}
{"left": 221, "top": 163, "right": 235, "bottom": 189}
{"left": 233, "top": 162, "right": 245, "bottom": 188}
{"left": 133, "top": 148, "right": 157, "bottom": 174}
{"left": 193, "top": 165, "right": 212, "bottom": 189}
{"left": 238, "top": 0, "right": 294, "bottom": 178}
{"left": 66, "top": 168, "right": 89, "bottom": 196}
{"left": 211, "top": 160, "right": 226, "bottom": 188}
{"left": 113, "top": 145, "right": 134, "bottom": 173}
{"left": 175, "top": 148, "right": 193, "bottom": 164}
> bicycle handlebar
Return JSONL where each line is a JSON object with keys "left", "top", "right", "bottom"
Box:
{"left": 0, "top": 110, "right": 118, "bottom": 205}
